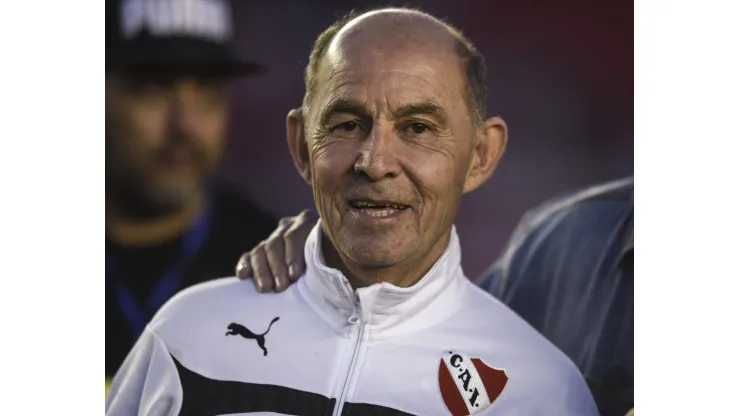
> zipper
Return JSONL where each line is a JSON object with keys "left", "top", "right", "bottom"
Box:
{"left": 333, "top": 282, "right": 365, "bottom": 416}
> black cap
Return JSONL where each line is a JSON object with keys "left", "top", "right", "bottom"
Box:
{"left": 106, "top": 0, "right": 264, "bottom": 77}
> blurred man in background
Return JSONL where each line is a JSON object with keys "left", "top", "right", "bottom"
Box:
{"left": 105, "top": 0, "right": 277, "bottom": 379}
{"left": 478, "top": 177, "right": 633, "bottom": 416}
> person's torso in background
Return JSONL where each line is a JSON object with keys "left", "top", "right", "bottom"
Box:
{"left": 105, "top": 182, "right": 277, "bottom": 377}
{"left": 478, "top": 177, "right": 634, "bottom": 416}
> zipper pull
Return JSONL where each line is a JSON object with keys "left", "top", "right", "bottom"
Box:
{"left": 348, "top": 299, "right": 362, "bottom": 324}
{"left": 348, "top": 307, "right": 361, "bottom": 324}
{"left": 343, "top": 279, "right": 361, "bottom": 324}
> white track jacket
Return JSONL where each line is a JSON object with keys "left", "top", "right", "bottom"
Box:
{"left": 107, "top": 223, "right": 598, "bottom": 416}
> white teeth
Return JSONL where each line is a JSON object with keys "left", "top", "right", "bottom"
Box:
{"left": 350, "top": 201, "right": 407, "bottom": 217}
{"left": 353, "top": 201, "right": 406, "bottom": 210}
{"left": 362, "top": 208, "right": 397, "bottom": 217}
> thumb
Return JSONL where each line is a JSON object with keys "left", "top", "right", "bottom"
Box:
{"left": 236, "top": 253, "right": 252, "bottom": 279}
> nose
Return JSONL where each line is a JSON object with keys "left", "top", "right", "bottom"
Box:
{"left": 167, "top": 80, "right": 200, "bottom": 135}
{"left": 353, "top": 125, "right": 402, "bottom": 181}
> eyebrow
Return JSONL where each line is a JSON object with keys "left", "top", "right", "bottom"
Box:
{"left": 319, "top": 99, "right": 449, "bottom": 127}
{"left": 389, "top": 101, "right": 448, "bottom": 125}
{"left": 319, "top": 99, "right": 371, "bottom": 127}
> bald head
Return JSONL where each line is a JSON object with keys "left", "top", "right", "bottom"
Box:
{"left": 303, "top": 8, "right": 487, "bottom": 124}
{"left": 329, "top": 9, "right": 459, "bottom": 58}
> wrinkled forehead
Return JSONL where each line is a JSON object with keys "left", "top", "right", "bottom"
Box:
{"left": 314, "top": 35, "right": 467, "bottom": 117}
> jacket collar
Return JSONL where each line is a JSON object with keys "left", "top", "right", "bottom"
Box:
{"left": 297, "top": 220, "right": 467, "bottom": 338}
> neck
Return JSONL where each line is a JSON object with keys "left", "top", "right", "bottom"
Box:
{"left": 321, "top": 229, "right": 452, "bottom": 289}
{"left": 106, "top": 193, "right": 205, "bottom": 246}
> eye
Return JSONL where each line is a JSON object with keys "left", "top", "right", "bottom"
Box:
{"left": 196, "top": 82, "right": 229, "bottom": 102}
{"left": 328, "top": 120, "right": 365, "bottom": 138}
{"left": 337, "top": 121, "right": 359, "bottom": 132}
{"left": 407, "top": 122, "right": 429, "bottom": 134}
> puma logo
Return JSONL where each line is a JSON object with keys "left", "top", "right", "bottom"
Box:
{"left": 225, "top": 317, "right": 280, "bottom": 356}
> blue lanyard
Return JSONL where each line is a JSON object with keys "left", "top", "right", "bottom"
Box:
{"left": 106, "top": 208, "right": 212, "bottom": 340}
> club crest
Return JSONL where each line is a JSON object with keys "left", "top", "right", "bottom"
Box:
{"left": 438, "top": 351, "right": 508, "bottom": 415}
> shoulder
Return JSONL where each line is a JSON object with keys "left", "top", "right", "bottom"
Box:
{"left": 148, "top": 277, "right": 294, "bottom": 344}
{"left": 146, "top": 275, "right": 310, "bottom": 365}
{"left": 476, "top": 177, "right": 633, "bottom": 290}
{"left": 150, "top": 277, "right": 256, "bottom": 330}
{"left": 453, "top": 284, "right": 597, "bottom": 411}
{"left": 494, "top": 177, "right": 633, "bottom": 282}
{"left": 461, "top": 282, "right": 579, "bottom": 368}
{"left": 515, "top": 177, "right": 633, "bottom": 240}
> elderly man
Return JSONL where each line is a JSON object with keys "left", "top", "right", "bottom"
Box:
{"left": 106, "top": 8, "right": 597, "bottom": 415}
{"left": 105, "top": 0, "right": 278, "bottom": 379}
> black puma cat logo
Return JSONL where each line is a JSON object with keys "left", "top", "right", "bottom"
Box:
{"left": 225, "top": 317, "right": 280, "bottom": 356}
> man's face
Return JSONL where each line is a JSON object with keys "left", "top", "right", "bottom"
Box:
{"left": 302, "top": 40, "right": 484, "bottom": 269}
{"left": 105, "top": 72, "right": 229, "bottom": 213}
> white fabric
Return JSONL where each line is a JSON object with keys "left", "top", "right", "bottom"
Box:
{"left": 107, "top": 221, "right": 599, "bottom": 415}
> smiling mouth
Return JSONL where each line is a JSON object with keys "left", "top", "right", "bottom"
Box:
{"left": 349, "top": 200, "right": 410, "bottom": 218}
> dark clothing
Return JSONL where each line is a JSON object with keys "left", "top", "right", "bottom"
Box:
{"left": 106, "top": 183, "right": 277, "bottom": 376}
{"left": 477, "top": 177, "right": 634, "bottom": 416}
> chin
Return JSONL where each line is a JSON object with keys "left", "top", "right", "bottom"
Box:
{"left": 146, "top": 181, "right": 201, "bottom": 210}
{"left": 330, "top": 226, "right": 420, "bottom": 269}
{"left": 344, "top": 242, "right": 412, "bottom": 268}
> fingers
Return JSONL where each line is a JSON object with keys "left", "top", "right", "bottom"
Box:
{"left": 235, "top": 252, "right": 252, "bottom": 279}
{"left": 278, "top": 215, "right": 293, "bottom": 228}
{"left": 284, "top": 209, "right": 318, "bottom": 281}
{"left": 236, "top": 216, "right": 292, "bottom": 289}
{"left": 236, "top": 210, "right": 317, "bottom": 293}
{"left": 265, "top": 231, "right": 290, "bottom": 292}
{"left": 250, "top": 243, "right": 274, "bottom": 293}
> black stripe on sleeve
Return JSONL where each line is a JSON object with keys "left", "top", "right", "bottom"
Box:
{"left": 172, "top": 354, "right": 336, "bottom": 416}
{"left": 340, "top": 402, "right": 416, "bottom": 416}
{"left": 172, "top": 355, "right": 418, "bottom": 415}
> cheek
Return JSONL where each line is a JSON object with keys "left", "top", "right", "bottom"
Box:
{"left": 311, "top": 141, "right": 357, "bottom": 183}
{"left": 418, "top": 164, "right": 460, "bottom": 202}
{"left": 125, "top": 101, "right": 169, "bottom": 150}
{"left": 310, "top": 142, "right": 357, "bottom": 212}
{"left": 198, "top": 107, "right": 228, "bottom": 155}
{"left": 107, "top": 104, "right": 166, "bottom": 170}
{"left": 403, "top": 146, "right": 469, "bottom": 211}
